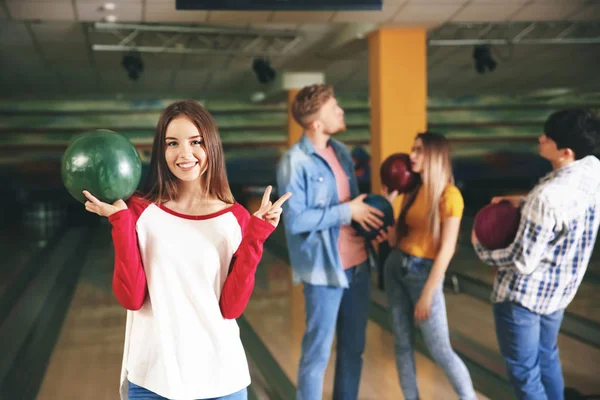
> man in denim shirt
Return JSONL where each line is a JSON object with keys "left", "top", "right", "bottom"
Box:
{"left": 276, "top": 84, "right": 384, "bottom": 400}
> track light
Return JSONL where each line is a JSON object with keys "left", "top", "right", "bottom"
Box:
{"left": 252, "top": 58, "right": 276, "bottom": 84}
{"left": 122, "top": 51, "right": 144, "bottom": 80}
{"left": 473, "top": 45, "right": 496, "bottom": 74}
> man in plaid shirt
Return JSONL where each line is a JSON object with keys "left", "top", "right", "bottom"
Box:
{"left": 472, "top": 108, "right": 600, "bottom": 400}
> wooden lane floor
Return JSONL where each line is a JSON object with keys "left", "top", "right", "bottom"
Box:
{"left": 0, "top": 225, "right": 44, "bottom": 299}
{"left": 245, "top": 249, "right": 491, "bottom": 400}
{"left": 0, "top": 211, "right": 68, "bottom": 303}
{"left": 37, "top": 216, "right": 598, "bottom": 399}
{"left": 443, "top": 292, "right": 600, "bottom": 395}
{"left": 36, "top": 222, "right": 125, "bottom": 400}
{"left": 36, "top": 281, "right": 126, "bottom": 400}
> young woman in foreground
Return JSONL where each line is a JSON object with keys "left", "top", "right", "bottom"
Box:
{"left": 83, "top": 99, "right": 291, "bottom": 400}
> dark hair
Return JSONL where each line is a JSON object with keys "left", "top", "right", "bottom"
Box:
{"left": 544, "top": 108, "right": 600, "bottom": 160}
{"left": 291, "top": 84, "right": 334, "bottom": 129}
{"left": 141, "top": 99, "right": 234, "bottom": 204}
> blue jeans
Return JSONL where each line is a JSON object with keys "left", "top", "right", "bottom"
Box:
{"left": 127, "top": 381, "right": 248, "bottom": 400}
{"left": 297, "top": 262, "right": 370, "bottom": 400}
{"left": 384, "top": 250, "right": 476, "bottom": 400}
{"left": 494, "top": 301, "right": 565, "bottom": 400}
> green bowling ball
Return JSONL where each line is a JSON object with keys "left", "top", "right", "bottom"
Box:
{"left": 61, "top": 129, "right": 142, "bottom": 204}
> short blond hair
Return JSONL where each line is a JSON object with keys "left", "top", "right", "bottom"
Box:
{"left": 291, "top": 84, "right": 334, "bottom": 129}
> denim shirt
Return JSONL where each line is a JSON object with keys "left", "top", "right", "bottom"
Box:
{"left": 276, "top": 134, "right": 371, "bottom": 288}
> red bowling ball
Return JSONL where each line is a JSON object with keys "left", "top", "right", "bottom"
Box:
{"left": 380, "top": 153, "right": 419, "bottom": 194}
{"left": 473, "top": 200, "right": 521, "bottom": 250}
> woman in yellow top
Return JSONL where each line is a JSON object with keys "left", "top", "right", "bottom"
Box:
{"left": 382, "top": 132, "right": 476, "bottom": 400}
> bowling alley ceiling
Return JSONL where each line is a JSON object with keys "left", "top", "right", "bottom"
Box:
{"left": 1, "top": 0, "right": 600, "bottom": 100}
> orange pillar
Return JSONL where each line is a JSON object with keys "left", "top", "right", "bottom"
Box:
{"left": 368, "top": 28, "right": 427, "bottom": 214}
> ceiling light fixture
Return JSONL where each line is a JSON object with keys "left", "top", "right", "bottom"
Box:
{"left": 102, "top": 2, "right": 116, "bottom": 11}
{"left": 473, "top": 45, "right": 496, "bottom": 74}
{"left": 122, "top": 51, "right": 144, "bottom": 81}
{"left": 252, "top": 58, "right": 276, "bottom": 85}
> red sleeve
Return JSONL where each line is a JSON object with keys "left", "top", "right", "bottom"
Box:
{"left": 107, "top": 195, "right": 149, "bottom": 311}
{"left": 219, "top": 204, "right": 275, "bottom": 319}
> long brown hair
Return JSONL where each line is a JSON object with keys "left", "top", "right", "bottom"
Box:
{"left": 141, "top": 99, "right": 234, "bottom": 204}
{"left": 395, "top": 132, "right": 454, "bottom": 248}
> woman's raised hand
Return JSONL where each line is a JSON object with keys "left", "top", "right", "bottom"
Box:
{"left": 253, "top": 185, "right": 292, "bottom": 227}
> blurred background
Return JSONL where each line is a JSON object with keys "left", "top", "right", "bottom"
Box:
{"left": 0, "top": 1, "right": 599, "bottom": 399}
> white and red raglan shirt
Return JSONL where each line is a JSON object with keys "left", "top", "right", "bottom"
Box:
{"left": 107, "top": 195, "right": 275, "bottom": 400}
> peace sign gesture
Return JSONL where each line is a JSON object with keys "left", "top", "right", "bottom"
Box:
{"left": 253, "top": 185, "right": 292, "bottom": 227}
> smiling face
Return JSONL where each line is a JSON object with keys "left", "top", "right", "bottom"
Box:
{"left": 164, "top": 116, "right": 207, "bottom": 183}
{"left": 144, "top": 100, "right": 234, "bottom": 204}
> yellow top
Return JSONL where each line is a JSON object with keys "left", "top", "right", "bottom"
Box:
{"left": 398, "top": 184, "right": 464, "bottom": 260}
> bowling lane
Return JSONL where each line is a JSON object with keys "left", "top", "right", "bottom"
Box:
{"left": 441, "top": 292, "right": 600, "bottom": 394}
{"left": 36, "top": 222, "right": 123, "bottom": 400}
{"left": 244, "top": 249, "right": 490, "bottom": 400}
{"left": 0, "top": 225, "right": 41, "bottom": 295}
{"left": 0, "top": 215, "right": 66, "bottom": 304}
{"left": 0, "top": 204, "right": 63, "bottom": 256}
{"left": 0, "top": 200, "right": 69, "bottom": 293}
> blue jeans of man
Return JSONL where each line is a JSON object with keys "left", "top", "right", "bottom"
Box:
{"left": 296, "top": 261, "right": 370, "bottom": 400}
{"left": 128, "top": 381, "right": 247, "bottom": 400}
{"left": 494, "top": 301, "right": 565, "bottom": 400}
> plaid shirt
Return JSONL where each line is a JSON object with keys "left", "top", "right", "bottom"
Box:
{"left": 474, "top": 156, "right": 600, "bottom": 314}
